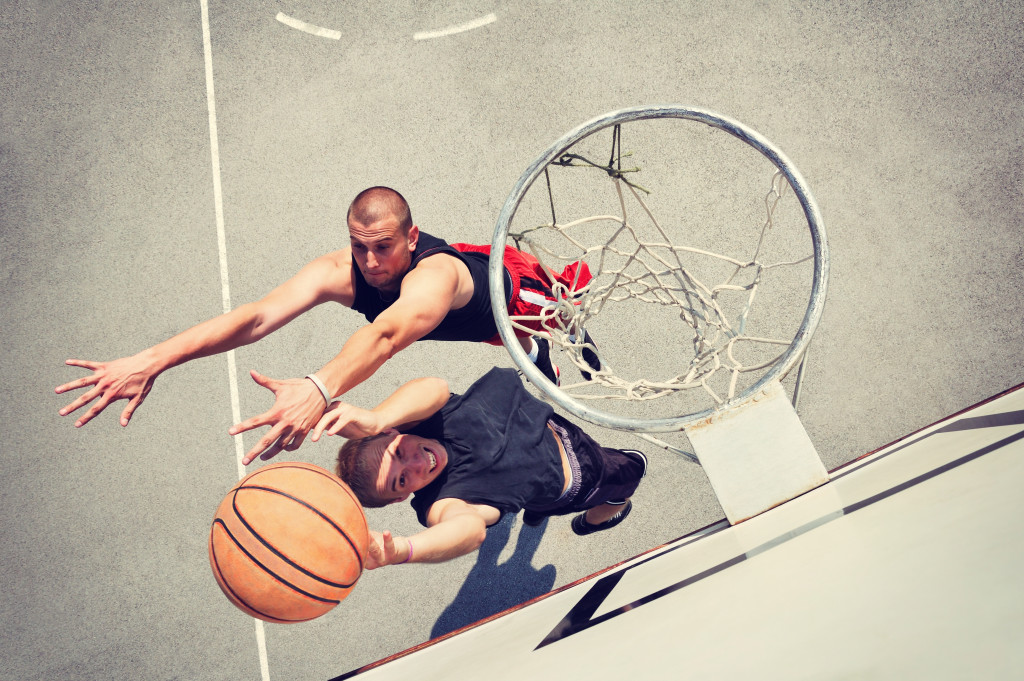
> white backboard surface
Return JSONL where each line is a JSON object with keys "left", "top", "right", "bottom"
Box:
{"left": 335, "top": 383, "right": 1024, "bottom": 680}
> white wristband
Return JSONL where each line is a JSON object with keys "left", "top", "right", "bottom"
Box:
{"left": 305, "top": 374, "right": 331, "bottom": 405}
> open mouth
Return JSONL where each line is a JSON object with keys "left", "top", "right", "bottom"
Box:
{"left": 426, "top": 449, "right": 437, "bottom": 472}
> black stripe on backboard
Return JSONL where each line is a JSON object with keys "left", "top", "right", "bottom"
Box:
{"left": 535, "top": 427, "right": 1024, "bottom": 649}
{"left": 830, "top": 407, "right": 1024, "bottom": 482}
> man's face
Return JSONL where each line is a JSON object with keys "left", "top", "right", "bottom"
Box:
{"left": 348, "top": 214, "right": 417, "bottom": 293}
{"left": 367, "top": 430, "right": 449, "bottom": 504}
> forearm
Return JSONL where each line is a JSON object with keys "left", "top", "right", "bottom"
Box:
{"left": 314, "top": 324, "right": 402, "bottom": 399}
{"left": 142, "top": 302, "right": 266, "bottom": 373}
{"left": 395, "top": 515, "right": 488, "bottom": 565}
{"left": 373, "top": 377, "right": 449, "bottom": 430}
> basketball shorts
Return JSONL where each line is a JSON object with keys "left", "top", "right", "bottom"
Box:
{"left": 523, "top": 413, "right": 648, "bottom": 517}
{"left": 452, "top": 243, "right": 593, "bottom": 345}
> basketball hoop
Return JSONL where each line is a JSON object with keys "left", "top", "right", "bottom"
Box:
{"left": 489, "top": 105, "right": 829, "bottom": 437}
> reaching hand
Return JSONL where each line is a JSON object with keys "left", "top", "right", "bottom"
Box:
{"left": 365, "top": 530, "right": 409, "bottom": 569}
{"left": 310, "top": 401, "right": 383, "bottom": 441}
{"left": 55, "top": 356, "right": 158, "bottom": 428}
{"left": 229, "top": 370, "right": 330, "bottom": 465}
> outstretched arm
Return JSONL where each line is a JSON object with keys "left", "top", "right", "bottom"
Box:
{"left": 56, "top": 253, "right": 351, "bottom": 428}
{"left": 365, "top": 498, "right": 501, "bottom": 569}
{"left": 230, "top": 256, "right": 463, "bottom": 464}
{"left": 310, "top": 376, "right": 450, "bottom": 441}
{"left": 317, "top": 257, "right": 463, "bottom": 399}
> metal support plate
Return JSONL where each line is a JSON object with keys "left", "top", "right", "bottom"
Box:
{"left": 684, "top": 380, "right": 828, "bottom": 524}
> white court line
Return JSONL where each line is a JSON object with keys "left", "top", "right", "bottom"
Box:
{"left": 199, "top": 1, "right": 272, "bottom": 680}
{"left": 413, "top": 12, "right": 496, "bottom": 41}
{"left": 276, "top": 11, "right": 342, "bottom": 40}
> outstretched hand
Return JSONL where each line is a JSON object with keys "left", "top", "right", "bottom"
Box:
{"left": 229, "top": 370, "right": 329, "bottom": 465}
{"left": 56, "top": 356, "right": 158, "bottom": 428}
{"left": 366, "top": 530, "right": 409, "bottom": 569}
{"left": 311, "top": 401, "right": 383, "bottom": 441}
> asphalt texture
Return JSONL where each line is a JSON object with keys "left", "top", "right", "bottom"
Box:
{"left": 2, "top": 2, "right": 1022, "bottom": 680}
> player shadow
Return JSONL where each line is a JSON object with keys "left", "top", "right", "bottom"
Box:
{"left": 430, "top": 514, "right": 556, "bottom": 639}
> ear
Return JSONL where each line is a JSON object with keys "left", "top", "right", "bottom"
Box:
{"left": 406, "top": 224, "right": 419, "bottom": 251}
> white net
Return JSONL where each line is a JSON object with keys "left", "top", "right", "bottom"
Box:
{"left": 491, "top": 107, "right": 828, "bottom": 437}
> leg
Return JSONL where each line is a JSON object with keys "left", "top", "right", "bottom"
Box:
{"left": 518, "top": 334, "right": 560, "bottom": 386}
{"left": 572, "top": 499, "right": 633, "bottom": 536}
{"left": 584, "top": 499, "right": 630, "bottom": 525}
{"left": 561, "top": 433, "right": 647, "bottom": 536}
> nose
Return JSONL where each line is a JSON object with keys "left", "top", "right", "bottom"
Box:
{"left": 402, "top": 442, "right": 427, "bottom": 475}
{"left": 365, "top": 251, "right": 378, "bottom": 268}
{"left": 408, "top": 452, "right": 426, "bottom": 475}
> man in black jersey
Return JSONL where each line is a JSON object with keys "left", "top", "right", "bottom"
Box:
{"left": 56, "top": 187, "right": 594, "bottom": 465}
{"left": 320, "top": 368, "right": 648, "bottom": 567}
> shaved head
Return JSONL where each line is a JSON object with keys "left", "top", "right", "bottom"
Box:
{"left": 347, "top": 186, "right": 413, "bottom": 234}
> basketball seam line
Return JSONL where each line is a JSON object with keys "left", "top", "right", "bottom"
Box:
{"left": 211, "top": 519, "right": 339, "bottom": 617}
{"left": 243, "top": 463, "right": 370, "bottom": 531}
{"left": 232, "top": 486, "right": 364, "bottom": 583}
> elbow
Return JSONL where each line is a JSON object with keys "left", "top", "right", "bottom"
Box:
{"left": 461, "top": 516, "right": 488, "bottom": 554}
{"left": 235, "top": 302, "right": 268, "bottom": 340}
{"left": 366, "top": 330, "right": 399, "bottom": 360}
{"left": 425, "top": 377, "right": 449, "bottom": 398}
{"left": 379, "top": 336, "right": 399, "bottom": 360}
{"left": 470, "top": 526, "right": 487, "bottom": 552}
{"left": 369, "top": 326, "right": 401, "bottom": 360}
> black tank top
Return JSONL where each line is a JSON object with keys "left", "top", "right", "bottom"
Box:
{"left": 350, "top": 231, "right": 498, "bottom": 342}
{"left": 408, "top": 367, "right": 564, "bottom": 524}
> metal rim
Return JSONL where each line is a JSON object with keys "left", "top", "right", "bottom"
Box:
{"left": 489, "top": 105, "right": 829, "bottom": 433}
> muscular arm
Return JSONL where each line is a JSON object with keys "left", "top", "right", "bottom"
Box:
{"left": 225, "top": 253, "right": 466, "bottom": 464}
{"left": 366, "top": 498, "right": 501, "bottom": 568}
{"left": 313, "top": 256, "right": 463, "bottom": 399}
{"left": 310, "top": 376, "right": 450, "bottom": 441}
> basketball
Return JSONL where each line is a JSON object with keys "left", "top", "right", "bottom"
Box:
{"left": 208, "top": 461, "right": 369, "bottom": 623}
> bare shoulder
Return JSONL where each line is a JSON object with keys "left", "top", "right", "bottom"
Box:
{"left": 401, "top": 251, "right": 471, "bottom": 302}
{"left": 412, "top": 250, "right": 463, "bottom": 277}
{"left": 317, "top": 247, "right": 353, "bottom": 270}
{"left": 309, "top": 248, "right": 355, "bottom": 303}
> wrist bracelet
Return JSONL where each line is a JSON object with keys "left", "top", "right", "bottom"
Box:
{"left": 397, "top": 538, "right": 413, "bottom": 564}
{"left": 305, "top": 374, "right": 331, "bottom": 405}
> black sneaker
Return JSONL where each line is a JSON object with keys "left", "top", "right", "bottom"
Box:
{"left": 579, "top": 330, "right": 601, "bottom": 381}
{"left": 571, "top": 500, "right": 632, "bottom": 536}
{"left": 532, "top": 337, "right": 560, "bottom": 386}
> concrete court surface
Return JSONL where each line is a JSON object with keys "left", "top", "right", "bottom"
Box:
{"left": 1, "top": 1, "right": 1021, "bottom": 680}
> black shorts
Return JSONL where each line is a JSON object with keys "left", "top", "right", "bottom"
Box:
{"left": 525, "top": 413, "right": 647, "bottom": 517}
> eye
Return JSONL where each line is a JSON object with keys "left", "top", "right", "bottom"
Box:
{"left": 398, "top": 473, "right": 406, "bottom": 489}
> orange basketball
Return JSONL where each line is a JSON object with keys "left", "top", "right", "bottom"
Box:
{"left": 208, "top": 461, "right": 369, "bottom": 623}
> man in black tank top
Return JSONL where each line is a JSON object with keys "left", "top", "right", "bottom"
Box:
{"left": 350, "top": 230, "right": 499, "bottom": 342}
{"left": 320, "top": 368, "right": 648, "bottom": 568}
{"left": 57, "top": 186, "right": 595, "bottom": 466}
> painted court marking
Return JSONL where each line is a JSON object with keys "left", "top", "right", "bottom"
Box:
{"left": 413, "top": 13, "right": 497, "bottom": 41}
{"left": 276, "top": 11, "right": 342, "bottom": 40}
{"left": 199, "top": 1, "right": 272, "bottom": 679}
